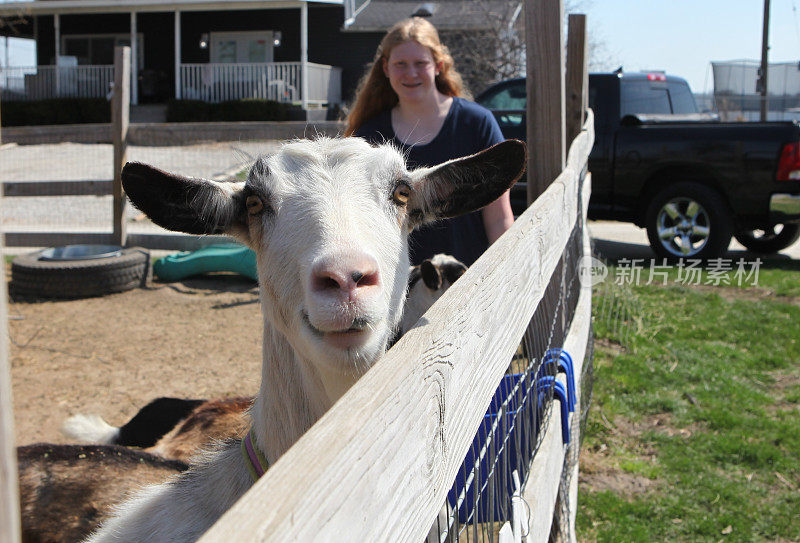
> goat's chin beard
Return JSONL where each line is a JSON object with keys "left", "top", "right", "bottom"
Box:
{"left": 298, "top": 321, "right": 388, "bottom": 376}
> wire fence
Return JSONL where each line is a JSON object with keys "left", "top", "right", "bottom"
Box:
{"left": 711, "top": 60, "right": 800, "bottom": 121}
{"left": 0, "top": 139, "right": 279, "bottom": 250}
{"left": 591, "top": 252, "right": 641, "bottom": 351}
{"left": 427, "top": 171, "right": 593, "bottom": 542}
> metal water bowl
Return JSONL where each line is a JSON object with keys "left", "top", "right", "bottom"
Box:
{"left": 39, "top": 245, "right": 123, "bottom": 261}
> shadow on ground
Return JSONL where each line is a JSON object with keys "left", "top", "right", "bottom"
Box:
{"left": 592, "top": 238, "right": 799, "bottom": 268}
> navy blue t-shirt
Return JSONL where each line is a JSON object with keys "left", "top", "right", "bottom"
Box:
{"left": 355, "top": 97, "right": 504, "bottom": 266}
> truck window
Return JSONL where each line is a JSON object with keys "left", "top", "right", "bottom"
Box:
{"left": 480, "top": 82, "right": 527, "bottom": 110}
{"left": 620, "top": 80, "right": 671, "bottom": 116}
{"left": 667, "top": 81, "right": 699, "bottom": 114}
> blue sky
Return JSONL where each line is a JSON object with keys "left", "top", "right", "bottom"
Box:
{"left": 580, "top": 0, "right": 800, "bottom": 93}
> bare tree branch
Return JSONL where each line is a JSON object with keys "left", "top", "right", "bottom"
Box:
{"left": 438, "top": 0, "right": 616, "bottom": 95}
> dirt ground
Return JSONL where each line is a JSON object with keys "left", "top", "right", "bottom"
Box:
{"left": 6, "top": 261, "right": 628, "bottom": 499}
{"left": 6, "top": 268, "right": 263, "bottom": 447}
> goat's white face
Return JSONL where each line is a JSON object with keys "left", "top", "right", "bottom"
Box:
{"left": 121, "top": 137, "right": 525, "bottom": 374}
{"left": 247, "top": 139, "right": 411, "bottom": 369}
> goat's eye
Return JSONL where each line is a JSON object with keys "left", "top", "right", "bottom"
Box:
{"left": 392, "top": 182, "right": 411, "bottom": 206}
{"left": 246, "top": 195, "right": 264, "bottom": 215}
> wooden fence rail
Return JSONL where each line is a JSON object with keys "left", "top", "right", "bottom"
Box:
{"left": 0, "top": 111, "right": 594, "bottom": 543}
{"left": 522, "top": 176, "right": 592, "bottom": 542}
{"left": 0, "top": 144, "right": 22, "bottom": 543}
{"left": 197, "top": 112, "right": 594, "bottom": 543}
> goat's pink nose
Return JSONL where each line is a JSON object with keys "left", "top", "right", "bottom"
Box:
{"left": 310, "top": 254, "right": 381, "bottom": 295}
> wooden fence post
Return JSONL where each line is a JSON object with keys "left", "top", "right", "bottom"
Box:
{"left": 112, "top": 46, "right": 130, "bottom": 247}
{"left": 525, "top": 0, "right": 565, "bottom": 205}
{"left": 566, "top": 14, "right": 588, "bottom": 145}
{"left": 0, "top": 190, "right": 21, "bottom": 543}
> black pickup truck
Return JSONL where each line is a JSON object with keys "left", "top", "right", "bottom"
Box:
{"left": 476, "top": 72, "right": 800, "bottom": 259}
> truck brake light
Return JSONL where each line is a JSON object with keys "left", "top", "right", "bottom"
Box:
{"left": 647, "top": 73, "right": 667, "bottom": 82}
{"left": 777, "top": 142, "right": 800, "bottom": 181}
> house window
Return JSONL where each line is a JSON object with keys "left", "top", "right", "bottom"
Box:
{"left": 62, "top": 34, "right": 144, "bottom": 68}
{"left": 210, "top": 31, "right": 274, "bottom": 64}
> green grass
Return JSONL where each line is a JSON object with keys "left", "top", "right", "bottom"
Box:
{"left": 579, "top": 258, "right": 800, "bottom": 542}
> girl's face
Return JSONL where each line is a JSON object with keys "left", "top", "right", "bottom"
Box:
{"left": 383, "top": 40, "right": 441, "bottom": 104}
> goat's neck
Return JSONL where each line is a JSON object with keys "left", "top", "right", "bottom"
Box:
{"left": 251, "top": 323, "right": 362, "bottom": 464}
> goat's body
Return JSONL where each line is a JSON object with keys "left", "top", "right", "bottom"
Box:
{"left": 64, "top": 397, "right": 251, "bottom": 463}
{"left": 18, "top": 444, "right": 186, "bottom": 543}
{"left": 149, "top": 397, "right": 250, "bottom": 462}
{"left": 108, "top": 397, "right": 205, "bottom": 448}
{"left": 85, "top": 445, "right": 251, "bottom": 543}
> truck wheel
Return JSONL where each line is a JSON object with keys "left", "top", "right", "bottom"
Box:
{"left": 734, "top": 224, "right": 800, "bottom": 253}
{"left": 645, "top": 183, "right": 733, "bottom": 260}
{"left": 10, "top": 247, "right": 149, "bottom": 300}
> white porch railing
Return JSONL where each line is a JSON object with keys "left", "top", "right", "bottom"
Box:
{"left": 0, "top": 63, "right": 341, "bottom": 107}
{"left": 307, "top": 62, "right": 342, "bottom": 106}
{"left": 0, "top": 65, "right": 114, "bottom": 101}
{"left": 179, "top": 62, "right": 341, "bottom": 106}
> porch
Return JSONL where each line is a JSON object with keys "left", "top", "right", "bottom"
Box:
{"left": 0, "top": 62, "right": 341, "bottom": 106}
{"left": 0, "top": 0, "right": 356, "bottom": 112}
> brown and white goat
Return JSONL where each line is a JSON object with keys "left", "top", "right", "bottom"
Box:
{"left": 18, "top": 444, "right": 187, "bottom": 543}
{"left": 63, "top": 397, "right": 251, "bottom": 463}
{"left": 84, "top": 136, "right": 525, "bottom": 542}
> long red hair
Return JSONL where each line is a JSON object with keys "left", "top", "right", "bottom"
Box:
{"left": 344, "top": 17, "right": 467, "bottom": 137}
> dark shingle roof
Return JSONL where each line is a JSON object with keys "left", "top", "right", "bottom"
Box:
{"left": 344, "top": 0, "right": 521, "bottom": 32}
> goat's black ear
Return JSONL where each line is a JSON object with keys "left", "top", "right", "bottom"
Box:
{"left": 443, "top": 260, "right": 467, "bottom": 284}
{"left": 420, "top": 259, "right": 442, "bottom": 290}
{"left": 122, "top": 162, "right": 247, "bottom": 238}
{"left": 408, "top": 139, "right": 526, "bottom": 227}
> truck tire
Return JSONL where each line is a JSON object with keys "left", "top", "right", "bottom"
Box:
{"left": 10, "top": 247, "right": 149, "bottom": 300}
{"left": 734, "top": 224, "right": 800, "bottom": 254}
{"left": 645, "top": 183, "right": 733, "bottom": 260}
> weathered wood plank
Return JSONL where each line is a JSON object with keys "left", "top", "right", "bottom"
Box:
{"left": 525, "top": 0, "right": 565, "bottom": 203}
{"left": 198, "top": 116, "right": 594, "bottom": 543}
{"left": 2, "top": 180, "right": 112, "bottom": 197}
{"left": 0, "top": 186, "right": 22, "bottom": 543}
{"left": 521, "top": 172, "right": 592, "bottom": 542}
{"left": 566, "top": 14, "right": 588, "bottom": 145}
{"left": 112, "top": 46, "right": 130, "bottom": 247}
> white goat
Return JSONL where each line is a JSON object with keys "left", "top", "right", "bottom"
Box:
{"left": 86, "top": 136, "right": 525, "bottom": 542}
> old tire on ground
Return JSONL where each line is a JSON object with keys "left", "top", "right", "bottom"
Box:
{"left": 645, "top": 182, "right": 733, "bottom": 260}
{"left": 734, "top": 223, "right": 800, "bottom": 254}
{"left": 10, "top": 247, "right": 150, "bottom": 299}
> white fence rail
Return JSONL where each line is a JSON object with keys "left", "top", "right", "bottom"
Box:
{"left": 0, "top": 65, "right": 114, "bottom": 101}
{"left": 196, "top": 113, "right": 595, "bottom": 542}
{"left": 0, "top": 62, "right": 341, "bottom": 106}
{"left": 306, "top": 62, "right": 342, "bottom": 106}
{"left": 179, "top": 62, "right": 341, "bottom": 105}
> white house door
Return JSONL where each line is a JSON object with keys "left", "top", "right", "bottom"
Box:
{"left": 210, "top": 31, "right": 274, "bottom": 63}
